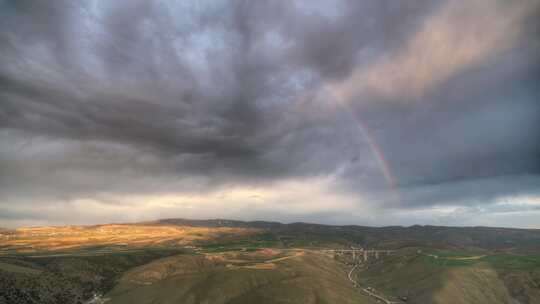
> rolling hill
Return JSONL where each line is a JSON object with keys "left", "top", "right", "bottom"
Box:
{"left": 1, "top": 219, "right": 539, "bottom": 304}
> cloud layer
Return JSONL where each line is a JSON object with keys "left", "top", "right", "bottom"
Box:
{"left": 1, "top": 0, "right": 539, "bottom": 228}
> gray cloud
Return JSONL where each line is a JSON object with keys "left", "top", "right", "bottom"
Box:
{"left": 0, "top": 0, "right": 539, "bottom": 227}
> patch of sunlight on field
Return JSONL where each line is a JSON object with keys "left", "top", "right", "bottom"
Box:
{"left": 0, "top": 224, "right": 260, "bottom": 253}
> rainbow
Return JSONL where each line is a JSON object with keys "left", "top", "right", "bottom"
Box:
{"left": 353, "top": 115, "right": 396, "bottom": 188}
{"left": 324, "top": 87, "right": 397, "bottom": 189}
{"left": 295, "top": 86, "right": 398, "bottom": 189}
{"left": 339, "top": 105, "right": 396, "bottom": 188}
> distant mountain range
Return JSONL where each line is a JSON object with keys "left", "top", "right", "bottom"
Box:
{"left": 146, "top": 218, "right": 540, "bottom": 251}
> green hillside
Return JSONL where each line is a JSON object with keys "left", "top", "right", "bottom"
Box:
{"left": 107, "top": 250, "right": 377, "bottom": 304}
{"left": 354, "top": 248, "right": 540, "bottom": 304}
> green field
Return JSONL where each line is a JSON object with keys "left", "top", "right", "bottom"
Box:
{"left": 421, "top": 249, "right": 540, "bottom": 269}
{"left": 483, "top": 254, "right": 540, "bottom": 269}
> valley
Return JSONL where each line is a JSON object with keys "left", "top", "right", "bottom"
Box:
{"left": 1, "top": 219, "right": 539, "bottom": 304}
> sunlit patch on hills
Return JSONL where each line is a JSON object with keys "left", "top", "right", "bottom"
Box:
{"left": 0, "top": 224, "right": 260, "bottom": 254}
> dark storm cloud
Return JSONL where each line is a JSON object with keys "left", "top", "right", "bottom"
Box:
{"left": 361, "top": 55, "right": 540, "bottom": 187}
{"left": 0, "top": 1, "right": 433, "bottom": 177}
{"left": 0, "top": 0, "right": 539, "bottom": 226}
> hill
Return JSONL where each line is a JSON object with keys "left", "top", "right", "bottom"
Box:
{"left": 351, "top": 247, "right": 540, "bottom": 303}
{"left": 1, "top": 219, "right": 539, "bottom": 304}
{"left": 107, "top": 249, "right": 377, "bottom": 304}
{"left": 153, "top": 218, "right": 540, "bottom": 251}
{"left": 0, "top": 223, "right": 260, "bottom": 254}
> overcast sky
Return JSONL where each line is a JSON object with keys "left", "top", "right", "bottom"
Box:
{"left": 1, "top": 0, "right": 539, "bottom": 228}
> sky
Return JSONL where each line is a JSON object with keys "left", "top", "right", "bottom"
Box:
{"left": 1, "top": 0, "right": 539, "bottom": 228}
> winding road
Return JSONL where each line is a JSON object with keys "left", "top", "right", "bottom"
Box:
{"left": 347, "top": 264, "right": 359, "bottom": 286}
{"left": 346, "top": 263, "right": 401, "bottom": 304}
